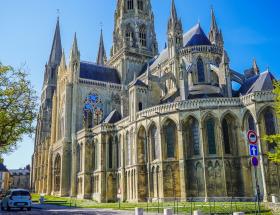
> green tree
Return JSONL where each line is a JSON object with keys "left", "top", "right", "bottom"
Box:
{"left": 264, "top": 81, "right": 280, "bottom": 163}
{"left": 0, "top": 63, "right": 37, "bottom": 161}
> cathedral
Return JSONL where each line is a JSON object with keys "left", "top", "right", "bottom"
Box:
{"left": 31, "top": 0, "right": 280, "bottom": 203}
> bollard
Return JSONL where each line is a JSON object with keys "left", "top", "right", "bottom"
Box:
{"left": 233, "top": 212, "right": 244, "bottom": 215}
{"left": 193, "top": 210, "right": 204, "bottom": 215}
{"left": 272, "top": 195, "right": 278, "bottom": 203}
{"left": 164, "top": 208, "right": 173, "bottom": 215}
{"left": 135, "top": 208, "right": 144, "bottom": 215}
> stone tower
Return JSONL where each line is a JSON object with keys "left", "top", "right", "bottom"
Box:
{"left": 109, "top": 0, "right": 158, "bottom": 84}
{"left": 35, "top": 18, "right": 62, "bottom": 146}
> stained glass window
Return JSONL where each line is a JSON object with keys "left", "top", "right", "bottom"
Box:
{"left": 197, "top": 58, "right": 205, "bottom": 83}
{"left": 206, "top": 118, "right": 216, "bottom": 154}
{"left": 191, "top": 119, "right": 200, "bottom": 155}
{"left": 222, "top": 119, "right": 231, "bottom": 154}
{"left": 248, "top": 114, "right": 255, "bottom": 131}
{"left": 83, "top": 93, "right": 103, "bottom": 128}
{"left": 127, "top": 0, "right": 134, "bottom": 10}
{"left": 108, "top": 137, "right": 113, "bottom": 168}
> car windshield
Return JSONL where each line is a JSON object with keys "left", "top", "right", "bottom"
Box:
{"left": 12, "top": 191, "right": 30, "bottom": 196}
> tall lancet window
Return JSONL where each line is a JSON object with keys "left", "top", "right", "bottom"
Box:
{"left": 127, "top": 0, "right": 134, "bottom": 10}
{"left": 139, "top": 25, "right": 147, "bottom": 47}
{"left": 264, "top": 109, "right": 276, "bottom": 152}
{"left": 83, "top": 93, "right": 103, "bottom": 128}
{"left": 206, "top": 118, "right": 216, "bottom": 154}
{"left": 137, "top": 0, "right": 143, "bottom": 10}
{"left": 197, "top": 57, "right": 205, "bottom": 83}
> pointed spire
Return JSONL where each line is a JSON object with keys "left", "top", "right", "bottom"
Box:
{"left": 70, "top": 32, "right": 80, "bottom": 61}
{"left": 96, "top": 29, "right": 107, "bottom": 65}
{"left": 49, "top": 17, "right": 62, "bottom": 66}
{"left": 60, "top": 49, "right": 66, "bottom": 69}
{"left": 210, "top": 7, "right": 218, "bottom": 31}
{"left": 170, "top": 0, "right": 178, "bottom": 20}
{"left": 209, "top": 7, "right": 224, "bottom": 47}
{"left": 252, "top": 58, "right": 260, "bottom": 74}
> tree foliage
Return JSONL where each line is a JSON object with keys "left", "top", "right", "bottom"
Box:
{"left": 263, "top": 81, "right": 280, "bottom": 163}
{"left": 0, "top": 63, "right": 37, "bottom": 159}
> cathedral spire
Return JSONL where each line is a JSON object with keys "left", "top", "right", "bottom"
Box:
{"left": 70, "top": 32, "right": 80, "bottom": 62}
{"left": 96, "top": 29, "right": 107, "bottom": 65}
{"left": 170, "top": 0, "right": 178, "bottom": 21}
{"left": 49, "top": 17, "right": 62, "bottom": 66}
{"left": 209, "top": 7, "right": 224, "bottom": 47}
{"left": 253, "top": 58, "right": 260, "bottom": 75}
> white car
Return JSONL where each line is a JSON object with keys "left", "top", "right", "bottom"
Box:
{"left": 0, "top": 189, "right": 32, "bottom": 211}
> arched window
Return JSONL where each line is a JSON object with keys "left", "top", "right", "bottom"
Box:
{"left": 197, "top": 58, "right": 205, "bottom": 83}
{"left": 164, "top": 120, "right": 177, "bottom": 158}
{"left": 137, "top": 126, "right": 147, "bottom": 164}
{"left": 150, "top": 124, "right": 159, "bottom": 160}
{"left": 222, "top": 118, "right": 231, "bottom": 154}
{"left": 138, "top": 102, "right": 143, "bottom": 111}
{"left": 191, "top": 118, "right": 200, "bottom": 155}
{"left": 137, "top": 0, "right": 143, "bottom": 10}
{"left": 206, "top": 118, "right": 216, "bottom": 154}
{"left": 139, "top": 26, "right": 147, "bottom": 47}
{"left": 54, "top": 154, "right": 61, "bottom": 192}
{"left": 127, "top": 0, "right": 134, "bottom": 10}
{"left": 108, "top": 136, "right": 113, "bottom": 168}
{"left": 248, "top": 114, "right": 255, "bottom": 131}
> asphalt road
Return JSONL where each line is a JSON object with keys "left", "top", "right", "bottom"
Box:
{"left": 0, "top": 203, "right": 138, "bottom": 214}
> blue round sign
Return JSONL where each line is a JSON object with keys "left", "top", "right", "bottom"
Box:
{"left": 252, "top": 156, "right": 259, "bottom": 167}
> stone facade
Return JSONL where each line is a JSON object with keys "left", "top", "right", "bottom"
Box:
{"left": 32, "top": 0, "right": 280, "bottom": 203}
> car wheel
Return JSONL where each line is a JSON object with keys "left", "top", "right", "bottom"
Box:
{"left": 27, "top": 207, "right": 31, "bottom": 211}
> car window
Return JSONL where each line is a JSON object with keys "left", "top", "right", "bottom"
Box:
{"left": 12, "top": 191, "right": 30, "bottom": 196}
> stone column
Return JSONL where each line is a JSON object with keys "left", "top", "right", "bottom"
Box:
{"left": 177, "top": 121, "right": 187, "bottom": 200}
{"left": 46, "top": 148, "right": 53, "bottom": 195}
{"left": 256, "top": 122, "right": 268, "bottom": 202}
{"left": 199, "top": 119, "right": 208, "bottom": 201}
{"left": 217, "top": 121, "right": 228, "bottom": 196}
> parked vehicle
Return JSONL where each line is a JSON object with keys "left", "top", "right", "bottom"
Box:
{"left": 0, "top": 189, "right": 32, "bottom": 211}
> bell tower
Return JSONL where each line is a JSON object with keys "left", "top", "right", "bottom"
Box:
{"left": 110, "top": 0, "right": 158, "bottom": 85}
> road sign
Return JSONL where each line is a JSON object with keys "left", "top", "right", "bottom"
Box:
{"left": 249, "top": 144, "right": 259, "bottom": 156}
{"left": 252, "top": 157, "right": 259, "bottom": 167}
{"left": 247, "top": 130, "right": 258, "bottom": 144}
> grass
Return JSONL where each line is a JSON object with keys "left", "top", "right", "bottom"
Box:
{"left": 31, "top": 194, "right": 272, "bottom": 214}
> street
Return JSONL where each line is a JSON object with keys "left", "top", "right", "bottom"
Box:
{"left": 0, "top": 203, "right": 137, "bottom": 214}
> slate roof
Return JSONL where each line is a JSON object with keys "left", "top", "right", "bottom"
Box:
{"left": 183, "top": 23, "right": 212, "bottom": 47}
{"left": 145, "top": 24, "right": 211, "bottom": 73}
{"left": 9, "top": 169, "right": 30, "bottom": 176}
{"left": 80, "top": 61, "right": 121, "bottom": 84}
{"left": 239, "top": 70, "right": 275, "bottom": 95}
{"left": 0, "top": 163, "right": 8, "bottom": 172}
{"left": 102, "top": 109, "right": 122, "bottom": 124}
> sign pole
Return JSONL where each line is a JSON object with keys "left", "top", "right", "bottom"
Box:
{"left": 254, "top": 165, "right": 261, "bottom": 214}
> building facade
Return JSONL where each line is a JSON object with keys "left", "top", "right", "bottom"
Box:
{"left": 9, "top": 165, "right": 30, "bottom": 190}
{"left": 32, "top": 0, "right": 280, "bottom": 203}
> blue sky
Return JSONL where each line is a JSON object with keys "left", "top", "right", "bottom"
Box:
{"left": 1, "top": 0, "right": 280, "bottom": 169}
